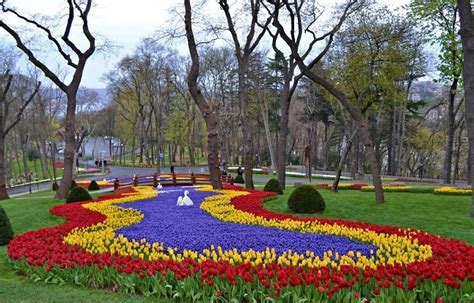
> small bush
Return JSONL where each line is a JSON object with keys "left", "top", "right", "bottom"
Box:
{"left": 66, "top": 187, "right": 92, "bottom": 203}
{"left": 288, "top": 185, "right": 326, "bottom": 213}
{"left": 263, "top": 178, "right": 283, "bottom": 195}
{"left": 88, "top": 180, "right": 100, "bottom": 191}
{"left": 0, "top": 206, "right": 14, "bottom": 245}
{"left": 52, "top": 182, "right": 59, "bottom": 191}
{"left": 70, "top": 180, "right": 77, "bottom": 190}
{"left": 234, "top": 175, "right": 245, "bottom": 184}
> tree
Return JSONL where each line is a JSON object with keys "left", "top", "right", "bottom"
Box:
{"left": 0, "top": 71, "right": 40, "bottom": 199}
{"left": 217, "top": 0, "right": 272, "bottom": 189}
{"left": 0, "top": 0, "right": 96, "bottom": 199}
{"left": 184, "top": 0, "right": 222, "bottom": 189}
{"left": 270, "top": 0, "right": 385, "bottom": 204}
{"left": 411, "top": 0, "right": 463, "bottom": 184}
{"left": 457, "top": 0, "right": 474, "bottom": 217}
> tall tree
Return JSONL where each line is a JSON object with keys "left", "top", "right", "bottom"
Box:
{"left": 411, "top": 0, "right": 463, "bottom": 184}
{"left": 457, "top": 0, "right": 474, "bottom": 217}
{"left": 0, "top": 71, "right": 40, "bottom": 199}
{"left": 217, "top": 0, "right": 272, "bottom": 189}
{"left": 0, "top": 0, "right": 96, "bottom": 199}
{"left": 184, "top": 0, "right": 222, "bottom": 189}
{"left": 271, "top": 0, "right": 385, "bottom": 204}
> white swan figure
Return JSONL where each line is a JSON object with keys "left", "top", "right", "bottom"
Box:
{"left": 157, "top": 183, "right": 163, "bottom": 189}
{"left": 182, "top": 190, "right": 194, "bottom": 206}
{"left": 176, "top": 196, "right": 184, "bottom": 206}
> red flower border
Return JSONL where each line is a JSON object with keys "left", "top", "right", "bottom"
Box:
{"left": 6, "top": 186, "right": 474, "bottom": 296}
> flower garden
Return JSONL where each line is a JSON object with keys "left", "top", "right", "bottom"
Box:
{"left": 5, "top": 185, "right": 474, "bottom": 302}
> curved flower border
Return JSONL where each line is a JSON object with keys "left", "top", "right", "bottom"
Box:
{"left": 6, "top": 185, "right": 474, "bottom": 301}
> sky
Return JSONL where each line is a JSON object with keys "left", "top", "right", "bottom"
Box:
{"left": 0, "top": 0, "right": 410, "bottom": 89}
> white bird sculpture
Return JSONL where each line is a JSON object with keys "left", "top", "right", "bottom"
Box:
{"left": 182, "top": 190, "right": 194, "bottom": 206}
{"left": 177, "top": 196, "right": 184, "bottom": 206}
{"left": 157, "top": 183, "right": 163, "bottom": 189}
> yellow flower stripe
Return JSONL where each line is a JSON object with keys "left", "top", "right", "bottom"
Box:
{"left": 198, "top": 186, "right": 432, "bottom": 269}
{"left": 361, "top": 186, "right": 413, "bottom": 192}
{"left": 64, "top": 185, "right": 432, "bottom": 270}
{"left": 434, "top": 186, "right": 471, "bottom": 195}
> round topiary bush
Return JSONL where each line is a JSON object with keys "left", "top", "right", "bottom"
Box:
{"left": 234, "top": 175, "right": 245, "bottom": 184}
{"left": 287, "top": 185, "right": 326, "bottom": 213}
{"left": 70, "top": 180, "right": 77, "bottom": 190}
{"left": 52, "top": 181, "right": 59, "bottom": 191}
{"left": 264, "top": 178, "right": 283, "bottom": 195}
{"left": 88, "top": 180, "right": 100, "bottom": 191}
{"left": 66, "top": 187, "right": 92, "bottom": 203}
{"left": 0, "top": 206, "right": 14, "bottom": 245}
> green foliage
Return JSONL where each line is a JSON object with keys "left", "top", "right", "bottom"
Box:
{"left": 88, "top": 180, "right": 101, "bottom": 191}
{"left": 408, "top": 187, "right": 435, "bottom": 194}
{"left": 410, "top": 0, "right": 463, "bottom": 83}
{"left": 70, "top": 180, "right": 77, "bottom": 190}
{"left": 66, "top": 187, "right": 92, "bottom": 203}
{"left": 234, "top": 175, "right": 245, "bottom": 184}
{"left": 52, "top": 182, "right": 59, "bottom": 191}
{"left": 288, "top": 185, "right": 326, "bottom": 213}
{"left": 0, "top": 206, "right": 13, "bottom": 245}
{"left": 263, "top": 178, "right": 283, "bottom": 195}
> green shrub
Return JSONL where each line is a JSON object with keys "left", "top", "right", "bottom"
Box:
{"left": 288, "top": 185, "right": 326, "bottom": 213}
{"left": 66, "top": 187, "right": 92, "bottom": 203}
{"left": 88, "top": 180, "right": 100, "bottom": 191}
{"left": 52, "top": 182, "right": 59, "bottom": 191}
{"left": 0, "top": 206, "right": 14, "bottom": 245}
{"left": 234, "top": 175, "right": 245, "bottom": 184}
{"left": 70, "top": 180, "right": 77, "bottom": 190}
{"left": 263, "top": 178, "right": 283, "bottom": 195}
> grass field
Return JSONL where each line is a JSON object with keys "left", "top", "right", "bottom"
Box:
{"left": 1, "top": 186, "right": 473, "bottom": 301}
{"left": 10, "top": 160, "right": 63, "bottom": 181}
{"left": 265, "top": 186, "right": 474, "bottom": 244}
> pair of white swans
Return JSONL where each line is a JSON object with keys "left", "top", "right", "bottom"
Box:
{"left": 176, "top": 190, "right": 193, "bottom": 206}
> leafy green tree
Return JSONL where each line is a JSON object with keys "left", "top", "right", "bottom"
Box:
{"left": 411, "top": 0, "right": 464, "bottom": 184}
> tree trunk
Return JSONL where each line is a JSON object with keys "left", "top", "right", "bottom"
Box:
{"left": 55, "top": 93, "right": 76, "bottom": 199}
{"left": 0, "top": 134, "right": 9, "bottom": 199}
{"left": 457, "top": 0, "right": 474, "bottom": 216}
{"left": 453, "top": 122, "right": 464, "bottom": 184}
{"left": 261, "top": 100, "right": 277, "bottom": 172}
{"left": 39, "top": 140, "right": 50, "bottom": 179}
{"left": 443, "top": 78, "right": 458, "bottom": 184}
{"left": 238, "top": 67, "right": 255, "bottom": 189}
{"left": 276, "top": 88, "right": 291, "bottom": 190}
{"left": 332, "top": 129, "right": 357, "bottom": 191}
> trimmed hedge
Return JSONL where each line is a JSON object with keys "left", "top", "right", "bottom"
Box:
{"left": 52, "top": 182, "right": 59, "bottom": 191}
{"left": 66, "top": 187, "right": 93, "bottom": 203}
{"left": 70, "top": 180, "right": 77, "bottom": 190}
{"left": 88, "top": 180, "right": 101, "bottom": 191}
{"left": 263, "top": 178, "right": 283, "bottom": 195}
{"left": 0, "top": 205, "right": 14, "bottom": 245}
{"left": 288, "top": 185, "right": 326, "bottom": 213}
{"left": 234, "top": 175, "right": 245, "bottom": 184}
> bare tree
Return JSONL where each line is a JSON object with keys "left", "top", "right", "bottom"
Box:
{"left": 217, "top": 0, "right": 272, "bottom": 189}
{"left": 271, "top": 0, "right": 385, "bottom": 204}
{"left": 0, "top": 71, "right": 40, "bottom": 199}
{"left": 457, "top": 0, "right": 474, "bottom": 217}
{"left": 184, "top": 0, "right": 222, "bottom": 189}
{"left": 0, "top": 0, "right": 96, "bottom": 199}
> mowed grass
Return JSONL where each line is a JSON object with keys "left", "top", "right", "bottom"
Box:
{"left": 265, "top": 186, "right": 474, "bottom": 245}
{"left": 0, "top": 190, "right": 168, "bottom": 303}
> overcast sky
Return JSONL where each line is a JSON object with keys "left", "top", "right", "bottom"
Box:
{"left": 1, "top": 0, "right": 410, "bottom": 88}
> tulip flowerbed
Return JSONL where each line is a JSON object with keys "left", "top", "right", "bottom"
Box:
{"left": 7, "top": 185, "right": 474, "bottom": 302}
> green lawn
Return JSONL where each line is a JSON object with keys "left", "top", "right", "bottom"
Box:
{"left": 265, "top": 187, "right": 474, "bottom": 244}
{"left": 11, "top": 160, "right": 63, "bottom": 181}
{"left": 0, "top": 190, "right": 168, "bottom": 303}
